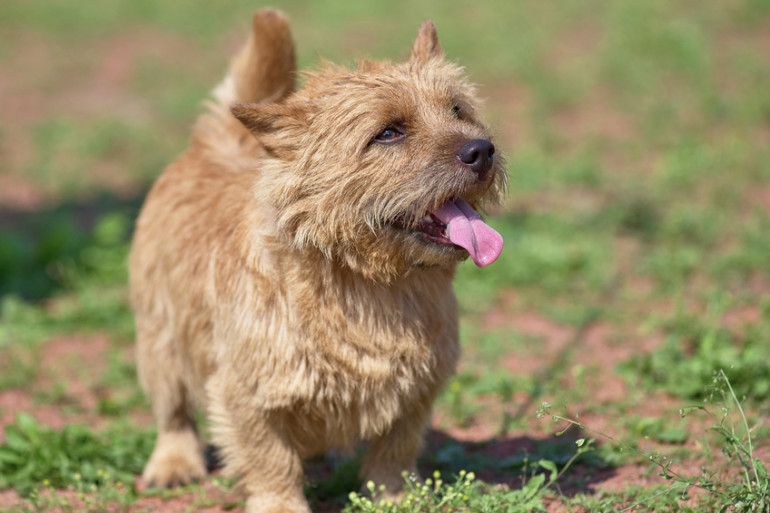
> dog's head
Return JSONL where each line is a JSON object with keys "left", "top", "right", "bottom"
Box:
{"left": 233, "top": 21, "right": 506, "bottom": 280}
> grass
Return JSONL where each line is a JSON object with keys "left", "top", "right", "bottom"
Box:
{"left": 620, "top": 293, "right": 770, "bottom": 401}
{"left": 0, "top": 414, "right": 154, "bottom": 498}
{"left": 4, "top": 375, "right": 763, "bottom": 512}
{"left": 550, "top": 372, "right": 770, "bottom": 512}
{"left": 344, "top": 469, "right": 560, "bottom": 513}
{"left": 1, "top": 0, "right": 769, "bottom": 511}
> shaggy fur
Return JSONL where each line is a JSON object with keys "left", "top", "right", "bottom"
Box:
{"left": 130, "top": 9, "right": 505, "bottom": 512}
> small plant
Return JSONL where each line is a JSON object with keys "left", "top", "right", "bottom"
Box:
{"left": 344, "top": 470, "right": 540, "bottom": 513}
{"left": 440, "top": 375, "right": 484, "bottom": 427}
{"left": 703, "top": 371, "right": 770, "bottom": 511}
{"left": 345, "top": 438, "right": 595, "bottom": 513}
{"left": 0, "top": 413, "right": 154, "bottom": 498}
{"left": 621, "top": 296, "right": 770, "bottom": 402}
{"left": 539, "top": 371, "right": 770, "bottom": 512}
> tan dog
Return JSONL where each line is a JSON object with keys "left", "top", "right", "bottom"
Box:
{"left": 130, "top": 9, "right": 505, "bottom": 512}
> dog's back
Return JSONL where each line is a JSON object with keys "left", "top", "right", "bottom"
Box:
{"left": 128, "top": 9, "right": 298, "bottom": 489}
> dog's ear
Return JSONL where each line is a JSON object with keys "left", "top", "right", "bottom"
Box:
{"left": 231, "top": 103, "right": 285, "bottom": 136}
{"left": 231, "top": 102, "right": 305, "bottom": 136}
{"left": 410, "top": 20, "right": 443, "bottom": 62}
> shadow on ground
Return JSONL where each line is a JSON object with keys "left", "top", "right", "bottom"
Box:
{"left": 0, "top": 191, "right": 145, "bottom": 301}
{"left": 302, "top": 428, "right": 619, "bottom": 512}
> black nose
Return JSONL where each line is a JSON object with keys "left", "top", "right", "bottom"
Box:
{"left": 457, "top": 139, "right": 495, "bottom": 176}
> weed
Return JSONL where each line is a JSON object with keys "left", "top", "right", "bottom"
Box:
{"left": 343, "top": 465, "right": 583, "bottom": 513}
{"left": 541, "top": 371, "right": 770, "bottom": 512}
{"left": 0, "top": 413, "right": 154, "bottom": 497}
{"left": 621, "top": 295, "right": 770, "bottom": 401}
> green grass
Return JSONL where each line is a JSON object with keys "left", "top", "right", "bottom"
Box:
{"left": 1, "top": 0, "right": 770, "bottom": 511}
{"left": 345, "top": 470, "right": 555, "bottom": 513}
{"left": 0, "top": 414, "right": 154, "bottom": 498}
{"left": 621, "top": 296, "right": 770, "bottom": 401}
{"left": 0, "top": 212, "right": 132, "bottom": 328}
{"left": 550, "top": 372, "right": 770, "bottom": 512}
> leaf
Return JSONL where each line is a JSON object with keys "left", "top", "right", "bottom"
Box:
{"left": 520, "top": 473, "right": 546, "bottom": 501}
{"left": 0, "top": 416, "right": 154, "bottom": 497}
{"left": 3, "top": 426, "right": 30, "bottom": 452}
{"left": 15, "top": 413, "right": 39, "bottom": 437}
{"left": 655, "top": 427, "right": 688, "bottom": 444}
{"left": 538, "top": 459, "right": 559, "bottom": 484}
{"left": 679, "top": 405, "right": 707, "bottom": 417}
{"left": 0, "top": 448, "right": 24, "bottom": 465}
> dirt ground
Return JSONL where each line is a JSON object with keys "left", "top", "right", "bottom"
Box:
{"left": 1, "top": 307, "right": 759, "bottom": 512}
{"left": 2, "top": 6, "right": 770, "bottom": 511}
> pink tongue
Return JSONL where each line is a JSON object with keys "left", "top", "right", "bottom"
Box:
{"left": 433, "top": 198, "right": 504, "bottom": 267}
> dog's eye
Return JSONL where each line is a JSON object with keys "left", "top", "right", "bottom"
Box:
{"left": 452, "top": 105, "right": 463, "bottom": 120}
{"left": 373, "top": 125, "right": 406, "bottom": 144}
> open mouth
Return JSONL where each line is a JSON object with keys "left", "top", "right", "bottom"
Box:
{"left": 414, "top": 213, "right": 453, "bottom": 246}
{"left": 396, "top": 197, "right": 504, "bottom": 267}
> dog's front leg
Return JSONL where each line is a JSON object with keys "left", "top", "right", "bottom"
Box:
{"left": 359, "top": 400, "right": 432, "bottom": 502}
{"left": 207, "top": 374, "right": 310, "bottom": 513}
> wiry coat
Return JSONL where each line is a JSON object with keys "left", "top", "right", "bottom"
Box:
{"left": 130, "top": 9, "right": 504, "bottom": 513}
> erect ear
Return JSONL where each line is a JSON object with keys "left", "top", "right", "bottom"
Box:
{"left": 410, "top": 20, "right": 443, "bottom": 62}
{"left": 231, "top": 102, "right": 300, "bottom": 136}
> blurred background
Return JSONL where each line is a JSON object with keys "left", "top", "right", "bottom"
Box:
{"left": 1, "top": 0, "right": 769, "bottom": 511}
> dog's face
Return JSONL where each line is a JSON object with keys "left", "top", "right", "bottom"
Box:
{"left": 233, "top": 22, "right": 506, "bottom": 279}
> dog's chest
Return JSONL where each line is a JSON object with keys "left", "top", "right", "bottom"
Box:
{"left": 293, "top": 281, "right": 460, "bottom": 440}
{"left": 226, "top": 266, "right": 461, "bottom": 447}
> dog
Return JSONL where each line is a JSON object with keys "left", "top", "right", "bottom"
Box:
{"left": 129, "top": 9, "right": 505, "bottom": 512}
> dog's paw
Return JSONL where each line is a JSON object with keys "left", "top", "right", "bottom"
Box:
{"left": 245, "top": 493, "right": 311, "bottom": 513}
{"left": 142, "top": 430, "right": 206, "bottom": 488}
{"left": 359, "top": 468, "right": 417, "bottom": 504}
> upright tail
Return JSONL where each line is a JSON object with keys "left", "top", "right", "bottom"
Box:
{"left": 196, "top": 9, "right": 296, "bottom": 147}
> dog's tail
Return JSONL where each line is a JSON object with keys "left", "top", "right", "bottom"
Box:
{"left": 195, "top": 9, "right": 296, "bottom": 148}
{"left": 219, "top": 9, "right": 296, "bottom": 105}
